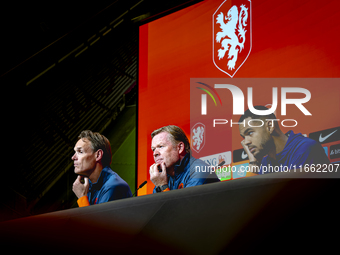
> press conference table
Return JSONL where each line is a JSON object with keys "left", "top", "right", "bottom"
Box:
{"left": 1, "top": 171, "right": 339, "bottom": 255}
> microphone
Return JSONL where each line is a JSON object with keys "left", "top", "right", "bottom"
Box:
{"left": 218, "top": 161, "right": 225, "bottom": 167}
{"left": 132, "top": 181, "right": 147, "bottom": 197}
{"left": 203, "top": 160, "right": 226, "bottom": 185}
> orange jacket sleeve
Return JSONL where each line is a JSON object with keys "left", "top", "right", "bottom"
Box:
{"left": 77, "top": 195, "right": 90, "bottom": 207}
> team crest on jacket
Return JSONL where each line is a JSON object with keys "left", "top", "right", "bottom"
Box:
{"left": 213, "top": 0, "right": 252, "bottom": 77}
{"left": 191, "top": 123, "right": 205, "bottom": 153}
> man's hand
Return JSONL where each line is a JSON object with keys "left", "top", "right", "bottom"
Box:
{"left": 241, "top": 140, "right": 260, "bottom": 174}
{"left": 72, "top": 175, "right": 90, "bottom": 199}
{"left": 149, "top": 162, "right": 168, "bottom": 187}
{"left": 241, "top": 140, "right": 256, "bottom": 162}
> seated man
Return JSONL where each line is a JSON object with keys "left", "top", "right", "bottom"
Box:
{"left": 238, "top": 106, "right": 330, "bottom": 174}
{"left": 72, "top": 130, "right": 132, "bottom": 207}
{"left": 149, "top": 125, "right": 220, "bottom": 193}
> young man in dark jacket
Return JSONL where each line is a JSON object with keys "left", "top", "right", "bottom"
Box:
{"left": 238, "top": 106, "right": 330, "bottom": 174}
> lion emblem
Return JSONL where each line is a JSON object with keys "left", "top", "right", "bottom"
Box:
{"left": 215, "top": 4, "right": 248, "bottom": 70}
{"left": 191, "top": 123, "right": 205, "bottom": 153}
{"left": 192, "top": 126, "right": 204, "bottom": 150}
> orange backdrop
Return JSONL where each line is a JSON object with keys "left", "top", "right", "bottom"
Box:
{"left": 138, "top": 0, "right": 340, "bottom": 195}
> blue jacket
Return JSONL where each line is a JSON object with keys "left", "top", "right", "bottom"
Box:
{"left": 260, "top": 130, "right": 330, "bottom": 174}
{"left": 87, "top": 166, "right": 132, "bottom": 205}
{"left": 153, "top": 154, "right": 220, "bottom": 193}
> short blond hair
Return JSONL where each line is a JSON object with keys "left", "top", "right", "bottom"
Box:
{"left": 151, "top": 125, "right": 190, "bottom": 154}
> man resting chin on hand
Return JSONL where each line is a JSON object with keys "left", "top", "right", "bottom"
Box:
{"left": 149, "top": 125, "right": 220, "bottom": 193}
{"left": 71, "top": 130, "right": 132, "bottom": 207}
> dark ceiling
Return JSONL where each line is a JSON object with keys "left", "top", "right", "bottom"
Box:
{"left": 1, "top": 0, "right": 200, "bottom": 78}
{"left": 0, "top": 0, "right": 202, "bottom": 222}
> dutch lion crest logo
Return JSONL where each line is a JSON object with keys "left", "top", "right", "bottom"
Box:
{"left": 213, "top": 0, "right": 252, "bottom": 77}
{"left": 191, "top": 123, "right": 205, "bottom": 153}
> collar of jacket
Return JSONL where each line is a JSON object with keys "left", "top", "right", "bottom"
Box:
{"left": 89, "top": 166, "right": 111, "bottom": 190}
{"left": 172, "top": 153, "right": 190, "bottom": 176}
